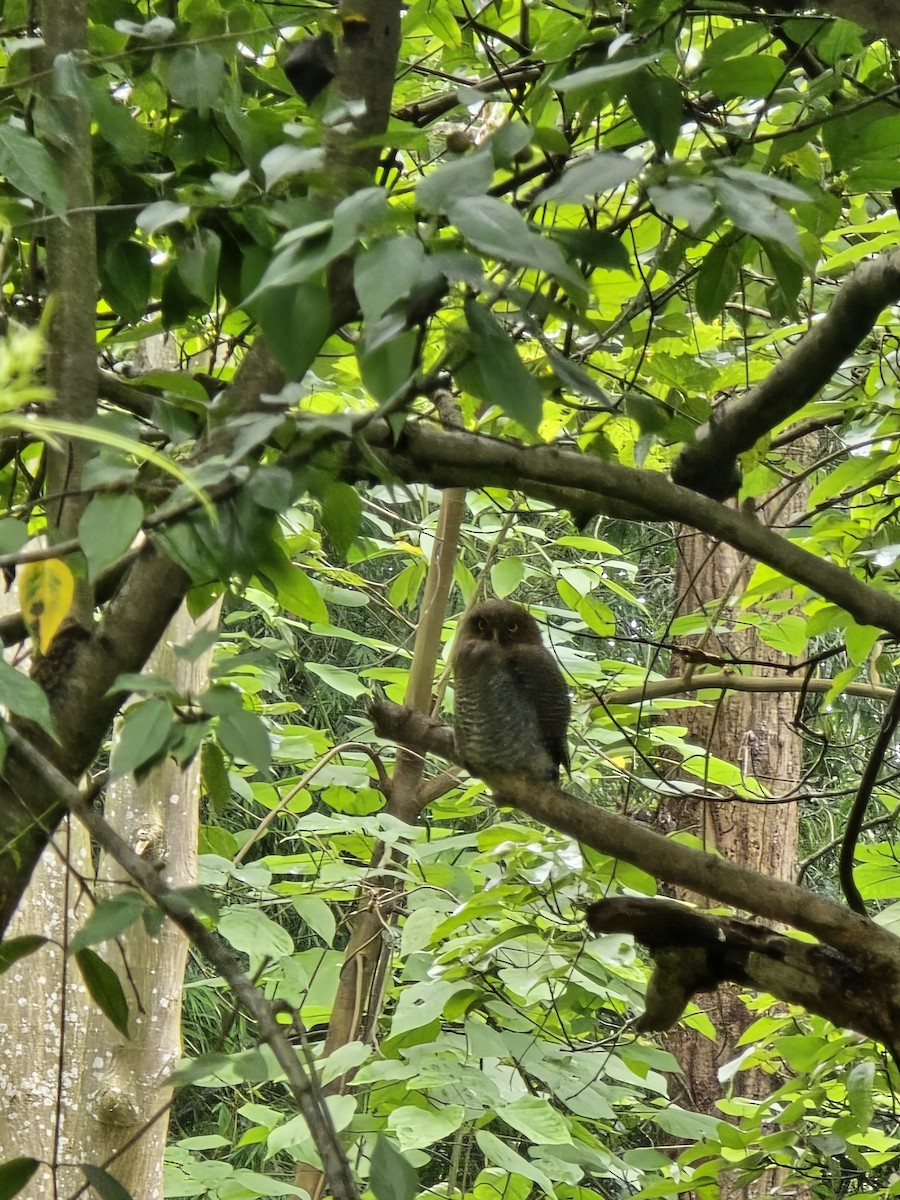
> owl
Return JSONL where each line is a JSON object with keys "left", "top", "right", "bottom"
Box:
{"left": 452, "top": 600, "right": 571, "bottom": 782}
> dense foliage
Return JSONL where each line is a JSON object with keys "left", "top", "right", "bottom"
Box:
{"left": 6, "top": 0, "right": 900, "bottom": 1197}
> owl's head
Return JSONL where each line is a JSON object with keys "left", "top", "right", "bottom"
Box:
{"left": 458, "top": 599, "right": 543, "bottom": 647}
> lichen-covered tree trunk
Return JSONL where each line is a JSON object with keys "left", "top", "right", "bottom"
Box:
{"left": 0, "top": 602, "right": 218, "bottom": 1197}
{"left": 660, "top": 480, "right": 811, "bottom": 1200}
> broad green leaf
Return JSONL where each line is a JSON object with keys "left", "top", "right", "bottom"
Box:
{"left": 79, "top": 492, "right": 144, "bottom": 580}
{"left": 553, "top": 53, "right": 657, "bottom": 92}
{"left": 450, "top": 196, "right": 577, "bottom": 283}
{"left": 177, "top": 228, "right": 222, "bottom": 305}
{"left": 648, "top": 181, "right": 716, "bottom": 231}
{"left": 80, "top": 1165, "right": 134, "bottom": 1200}
{"left": 391, "top": 979, "right": 470, "bottom": 1036}
{"left": 109, "top": 698, "right": 174, "bottom": 778}
{"left": 498, "top": 1096, "right": 573, "bottom": 1145}
{"left": 255, "top": 283, "right": 331, "bottom": 381}
{"left": 538, "top": 152, "right": 642, "bottom": 205}
{"left": 354, "top": 237, "right": 427, "bottom": 321}
{"left": 846, "top": 1060, "right": 875, "bottom": 1133}
{"left": 0, "top": 1157, "right": 40, "bottom": 1199}
{"left": 627, "top": 72, "right": 682, "bottom": 153}
{"left": 417, "top": 149, "right": 494, "bottom": 214}
{"left": 370, "top": 1136, "right": 418, "bottom": 1200}
{"left": 0, "top": 658, "right": 54, "bottom": 735}
{"left": 218, "top": 709, "right": 272, "bottom": 772}
{"left": 359, "top": 331, "right": 417, "bottom": 403}
{"left": 218, "top": 908, "right": 293, "bottom": 960}
{"left": 304, "top": 662, "right": 370, "bottom": 698}
{"left": 136, "top": 200, "right": 190, "bottom": 235}
{"left": 75, "top": 948, "right": 130, "bottom": 1038}
{"left": 166, "top": 46, "right": 226, "bottom": 112}
{"left": 291, "top": 896, "right": 336, "bottom": 946}
{"left": 201, "top": 741, "right": 232, "bottom": 817}
{"left": 464, "top": 299, "right": 543, "bottom": 433}
{"left": 0, "top": 122, "right": 66, "bottom": 213}
{"left": 0, "top": 519, "right": 28, "bottom": 555}
{"left": 475, "top": 1130, "right": 556, "bottom": 1194}
{"left": 71, "top": 892, "right": 148, "bottom": 953}
{"left": 695, "top": 238, "right": 743, "bottom": 323}
{"left": 388, "top": 1104, "right": 466, "bottom": 1151}
{"left": 491, "top": 556, "right": 524, "bottom": 598}
{"left": 256, "top": 548, "right": 329, "bottom": 623}
{"left": 318, "top": 482, "right": 362, "bottom": 558}
{"left": 0, "top": 935, "right": 47, "bottom": 976}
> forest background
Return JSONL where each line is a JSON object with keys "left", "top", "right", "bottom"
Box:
{"left": 4, "top": 1, "right": 900, "bottom": 1199}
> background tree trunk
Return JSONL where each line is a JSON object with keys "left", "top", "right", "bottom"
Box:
{"left": 0, "top": 601, "right": 219, "bottom": 1197}
{"left": 659, "top": 479, "right": 811, "bottom": 1200}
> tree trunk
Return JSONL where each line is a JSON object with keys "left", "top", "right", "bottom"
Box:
{"left": 0, "top": 601, "right": 219, "bottom": 1197}
{"left": 659, "top": 485, "right": 809, "bottom": 1200}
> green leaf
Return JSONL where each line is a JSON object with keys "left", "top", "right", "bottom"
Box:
{"left": 388, "top": 1104, "right": 466, "bottom": 1151}
{"left": 538, "top": 152, "right": 642, "bottom": 205}
{"left": 359, "top": 331, "right": 417, "bottom": 404}
{"left": 703, "top": 55, "right": 785, "bottom": 100}
{"left": 450, "top": 196, "right": 577, "bottom": 283}
{"left": 648, "top": 180, "right": 716, "bottom": 231}
{"left": 166, "top": 46, "right": 226, "bottom": 112}
{"left": 0, "top": 1157, "right": 40, "bottom": 1199}
{"left": 0, "top": 121, "right": 66, "bottom": 213}
{"left": 370, "top": 1136, "right": 418, "bottom": 1200}
{"left": 318, "top": 482, "right": 362, "bottom": 558}
{"left": 255, "top": 283, "right": 331, "bottom": 381}
{"left": 0, "top": 519, "right": 29, "bottom": 555}
{"left": 75, "top": 948, "right": 130, "bottom": 1038}
{"left": 218, "top": 709, "right": 272, "bottom": 771}
{"left": 0, "top": 658, "right": 54, "bottom": 735}
{"left": 256, "top": 547, "right": 329, "bottom": 623}
{"left": 417, "top": 149, "right": 494, "bottom": 214}
{"left": 627, "top": 72, "right": 682, "bottom": 153}
{"left": 218, "top": 907, "right": 294, "bottom": 959}
{"left": 0, "top": 935, "right": 47, "bottom": 976}
{"left": 292, "top": 896, "right": 336, "bottom": 946}
{"left": 109, "top": 698, "right": 174, "bottom": 778}
{"left": 80, "top": 1165, "right": 135, "bottom": 1200}
{"left": 79, "top": 492, "right": 145, "bottom": 580}
{"left": 498, "top": 1096, "right": 573, "bottom": 1145}
{"left": 694, "top": 239, "right": 743, "bottom": 323}
{"left": 304, "top": 662, "right": 370, "bottom": 698}
{"left": 491, "top": 556, "right": 525, "bottom": 598}
{"left": 136, "top": 200, "right": 190, "bottom": 235}
{"left": 475, "top": 1130, "right": 556, "bottom": 1194}
{"left": 201, "top": 741, "right": 232, "bottom": 817}
{"left": 464, "top": 299, "right": 544, "bottom": 433}
{"left": 71, "top": 892, "right": 148, "bottom": 953}
{"left": 354, "top": 237, "right": 427, "bottom": 321}
{"left": 177, "top": 228, "right": 222, "bottom": 305}
{"left": 553, "top": 53, "right": 658, "bottom": 92}
{"left": 846, "top": 1060, "right": 875, "bottom": 1133}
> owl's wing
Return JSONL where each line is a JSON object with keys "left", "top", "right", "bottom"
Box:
{"left": 506, "top": 643, "right": 571, "bottom": 775}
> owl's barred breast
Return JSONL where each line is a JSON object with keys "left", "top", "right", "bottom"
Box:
{"left": 452, "top": 602, "right": 571, "bottom": 782}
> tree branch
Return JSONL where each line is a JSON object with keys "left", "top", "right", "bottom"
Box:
{"left": 351, "top": 421, "right": 900, "bottom": 638}
{"left": 370, "top": 700, "right": 900, "bottom": 968}
{"left": 671, "top": 251, "right": 900, "bottom": 498}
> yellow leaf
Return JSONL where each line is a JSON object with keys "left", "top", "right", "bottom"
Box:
{"left": 19, "top": 558, "right": 75, "bottom": 654}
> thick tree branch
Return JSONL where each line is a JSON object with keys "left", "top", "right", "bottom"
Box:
{"left": 587, "top": 897, "right": 898, "bottom": 1050}
{"left": 370, "top": 701, "right": 900, "bottom": 968}
{"left": 671, "top": 251, "right": 900, "bottom": 498}
{"left": 352, "top": 421, "right": 900, "bottom": 638}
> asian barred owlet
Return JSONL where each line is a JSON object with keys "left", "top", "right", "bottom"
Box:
{"left": 452, "top": 600, "right": 571, "bottom": 782}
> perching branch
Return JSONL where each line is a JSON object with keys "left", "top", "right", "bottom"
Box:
{"left": 370, "top": 700, "right": 900, "bottom": 965}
